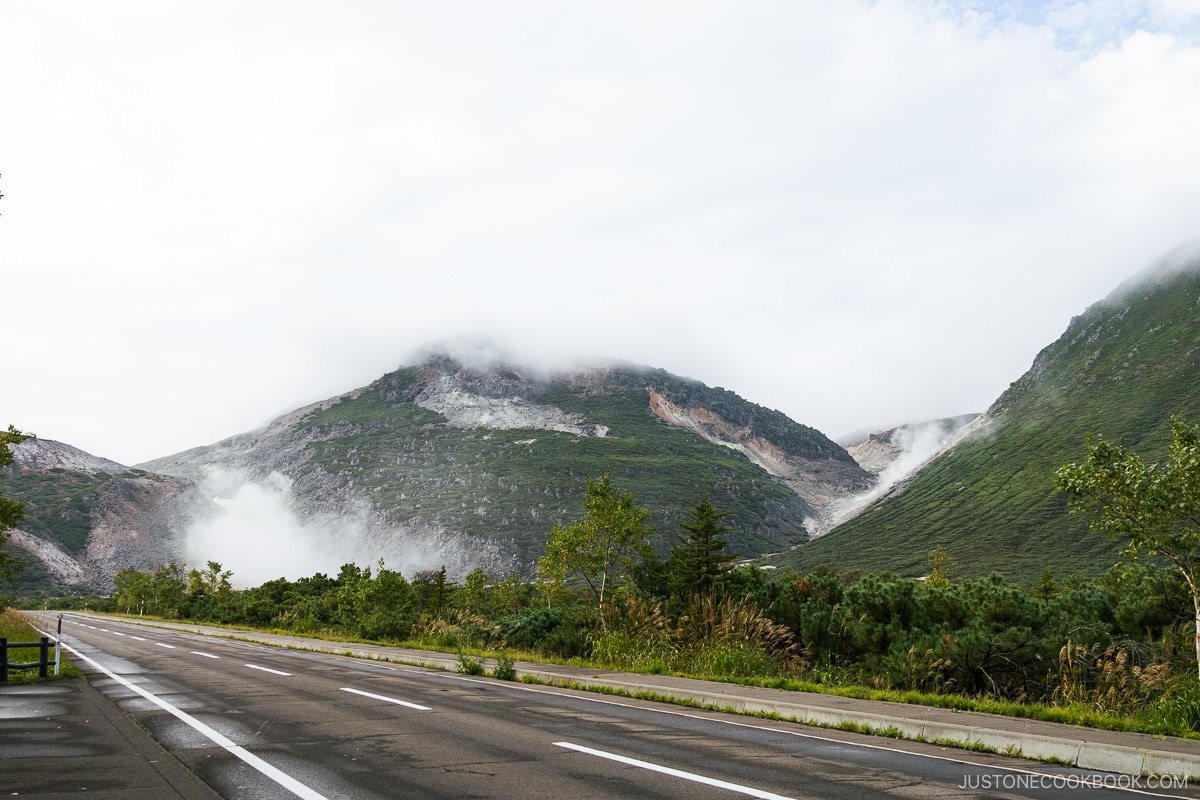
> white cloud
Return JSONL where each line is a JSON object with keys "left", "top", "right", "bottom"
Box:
{"left": 1, "top": 1, "right": 1199, "bottom": 466}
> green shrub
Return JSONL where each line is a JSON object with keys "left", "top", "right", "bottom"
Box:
{"left": 492, "top": 653, "right": 517, "bottom": 681}
{"left": 456, "top": 653, "right": 485, "bottom": 675}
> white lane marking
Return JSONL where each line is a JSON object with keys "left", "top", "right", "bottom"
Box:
{"left": 32, "top": 628, "right": 331, "bottom": 800}
{"left": 111, "top": 631, "right": 125, "bottom": 636}
{"left": 156, "top": 642, "right": 176, "bottom": 649}
{"left": 519, "top": 685, "right": 1190, "bottom": 800}
{"left": 246, "top": 664, "right": 292, "bottom": 677}
{"left": 339, "top": 687, "right": 431, "bottom": 711}
{"left": 192, "top": 651, "right": 220, "bottom": 659}
{"left": 131, "top": 636, "right": 147, "bottom": 642}
{"left": 555, "top": 741, "right": 796, "bottom": 800}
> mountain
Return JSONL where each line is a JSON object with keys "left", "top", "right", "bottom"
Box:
{"left": 0, "top": 439, "right": 206, "bottom": 595}
{"left": 788, "top": 249, "right": 1200, "bottom": 583}
{"left": 127, "top": 358, "right": 872, "bottom": 581}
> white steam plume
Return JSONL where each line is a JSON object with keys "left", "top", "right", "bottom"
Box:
{"left": 184, "top": 468, "right": 447, "bottom": 588}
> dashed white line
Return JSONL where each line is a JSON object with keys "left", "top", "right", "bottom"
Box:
{"left": 245, "top": 664, "right": 292, "bottom": 676}
{"left": 111, "top": 631, "right": 125, "bottom": 636}
{"left": 191, "top": 651, "right": 220, "bottom": 659}
{"left": 131, "top": 636, "right": 147, "bottom": 642}
{"left": 555, "top": 741, "right": 796, "bottom": 800}
{"left": 155, "top": 642, "right": 176, "bottom": 649}
{"left": 339, "top": 687, "right": 431, "bottom": 711}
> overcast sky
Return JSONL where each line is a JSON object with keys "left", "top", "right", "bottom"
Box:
{"left": 3, "top": 1, "right": 1200, "bottom": 467}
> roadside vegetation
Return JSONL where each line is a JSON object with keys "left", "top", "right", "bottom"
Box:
{"left": 32, "top": 476, "right": 1199, "bottom": 738}
{"left": 0, "top": 607, "right": 80, "bottom": 683}
{"left": 10, "top": 419, "right": 1200, "bottom": 734}
{"left": 41, "top": 552, "right": 1199, "bottom": 736}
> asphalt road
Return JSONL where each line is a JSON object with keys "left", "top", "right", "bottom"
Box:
{"left": 16, "top": 612, "right": 1200, "bottom": 800}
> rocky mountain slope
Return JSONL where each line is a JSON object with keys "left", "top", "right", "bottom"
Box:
{"left": 788, "top": 248, "right": 1200, "bottom": 583}
{"left": 19, "top": 244, "right": 1196, "bottom": 595}
{"left": 138, "top": 358, "right": 873, "bottom": 579}
{"left": 0, "top": 438, "right": 207, "bottom": 594}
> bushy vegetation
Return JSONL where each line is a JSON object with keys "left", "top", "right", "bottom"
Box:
{"left": 84, "top": 536, "right": 1199, "bottom": 736}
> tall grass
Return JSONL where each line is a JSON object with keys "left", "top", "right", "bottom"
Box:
{"left": 590, "top": 594, "right": 802, "bottom": 679}
{"left": 0, "top": 608, "right": 78, "bottom": 683}
{"left": 1052, "top": 640, "right": 1174, "bottom": 715}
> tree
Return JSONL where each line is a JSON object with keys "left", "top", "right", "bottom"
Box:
{"left": 1055, "top": 416, "right": 1200, "bottom": 678}
{"left": 412, "top": 566, "right": 451, "bottom": 616}
{"left": 459, "top": 567, "right": 492, "bottom": 615}
{"left": 0, "top": 425, "right": 31, "bottom": 587}
{"left": 336, "top": 560, "right": 416, "bottom": 640}
{"left": 188, "top": 560, "right": 233, "bottom": 598}
{"left": 668, "top": 496, "right": 737, "bottom": 600}
{"left": 537, "top": 474, "right": 654, "bottom": 630}
{"left": 924, "top": 545, "right": 956, "bottom": 589}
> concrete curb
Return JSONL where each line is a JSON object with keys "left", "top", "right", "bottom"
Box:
{"left": 525, "top": 672, "right": 1200, "bottom": 779}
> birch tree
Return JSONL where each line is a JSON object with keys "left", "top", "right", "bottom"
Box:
{"left": 537, "top": 474, "right": 653, "bottom": 630}
{"left": 1055, "top": 416, "right": 1200, "bottom": 678}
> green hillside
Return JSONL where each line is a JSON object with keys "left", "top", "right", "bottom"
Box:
{"left": 0, "top": 468, "right": 108, "bottom": 555}
{"left": 787, "top": 255, "right": 1200, "bottom": 583}
{"left": 290, "top": 362, "right": 856, "bottom": 563}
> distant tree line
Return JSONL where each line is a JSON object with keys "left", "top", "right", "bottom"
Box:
{"left": 84, "top": 467, "right": 1199, "bottom": 733}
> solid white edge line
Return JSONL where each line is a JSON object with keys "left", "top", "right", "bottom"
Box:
{"left": 32, "top": 627, "right": 331, "bottom": 800}
{"left": 45, "top": 614, "right": 1188, "bottom": 800}
{"left": 339, "top": 687, "right": 431, "bottom": 711}
{"left": 472, "top": 680, "right": 1193, "bottom": 800}
{"left": 555, "top": 741, "right": 796, "bottom": 800}
{"left": 245, "top": 664, "right": 292, "bottom": 676}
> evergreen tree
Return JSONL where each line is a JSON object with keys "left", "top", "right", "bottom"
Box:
{"left": 669, "top": 496, "right": 738, "bottom": 600}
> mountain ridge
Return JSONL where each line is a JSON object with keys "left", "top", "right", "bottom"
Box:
{"left": 788, "top": 248, "right": 1200, "bottom": 582}
{"left": 13, "top": 245, "right": 1200, "bottom": 595}
{"left": 3, "top": 357, "right": 884, "bottom": 593}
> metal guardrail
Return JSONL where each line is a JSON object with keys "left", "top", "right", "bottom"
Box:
{"left": 0, "top": 636, "right": 55, "bottom": 681}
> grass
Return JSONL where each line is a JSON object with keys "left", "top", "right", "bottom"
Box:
{"left": 735, "top": 674, "right": 1183, "bottom": 736}
{"left": 0, "top": 608, "right": 81, "bottom": 683}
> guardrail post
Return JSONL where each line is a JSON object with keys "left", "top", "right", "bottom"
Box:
{"left": 39, "top": 637, "right": 49, "bottom": 678}
{"left": 1, "top": 637, "right": 7, "bottom": 682}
